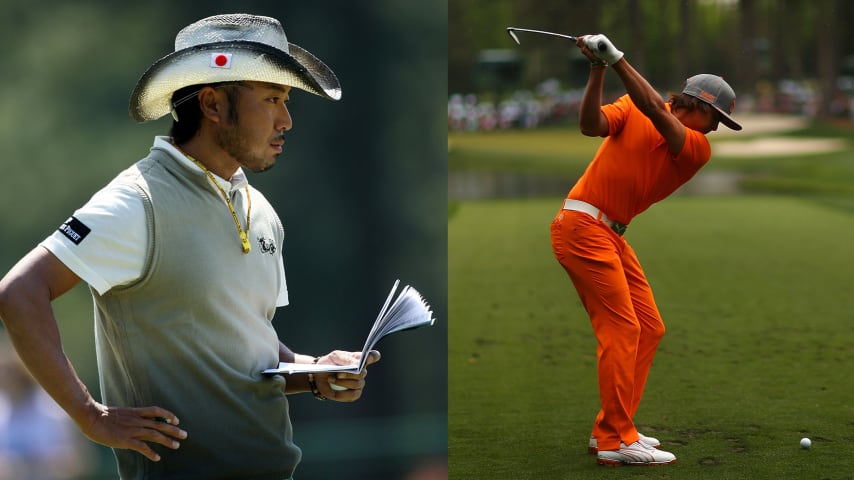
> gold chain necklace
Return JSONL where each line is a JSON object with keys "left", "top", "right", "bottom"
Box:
{"left": 176, "top": 146, "right": 252, "bottom": 253}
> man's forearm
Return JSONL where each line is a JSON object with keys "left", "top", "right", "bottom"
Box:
{"left": 0, "top": 290, "right": 98, "bottom": 430}
{"left": 0, "top": 249, "right": 99, "bottom": 431}
{"left": 275, "top": 342, "right": 311, "bottom": 393}
{"left": 278, "top": 341, "right": 315, "bottom": 364}
{"left": 579, "top": 66, "right": 608, "bottom": 136}
{"left": 610, "top": 58, "right": 667, "bottom": 116}
{"left": 610, "top": 57, "right": 686, "bottom": 154}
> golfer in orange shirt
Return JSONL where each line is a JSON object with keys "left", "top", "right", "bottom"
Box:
{"left": 550, "top": 34, "right": 742, "bottom": 466}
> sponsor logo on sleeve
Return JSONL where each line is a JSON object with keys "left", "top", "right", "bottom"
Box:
{"left": 58, "top": 216, "right": 91, "bottom": 245}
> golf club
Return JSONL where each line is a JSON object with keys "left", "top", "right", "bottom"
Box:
{"left": 506, "top": 27, "right": 606, "bottom": 52}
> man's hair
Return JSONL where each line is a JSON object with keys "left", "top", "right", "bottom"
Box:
{"left": 668, "top": 92, "right": 716, "bottom": 117}
{"left": 169, "top": 83, "right": 243, "bottom": 144}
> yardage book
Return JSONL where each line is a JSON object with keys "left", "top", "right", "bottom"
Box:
{"left": 262, "top": 280, "right": 435, "bottom": 375}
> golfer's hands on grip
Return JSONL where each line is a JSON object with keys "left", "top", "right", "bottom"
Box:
{"left": 314, "top": 349, "right": 381, "bottom": 402}
{"left": 78, "top": 402, "right": 187, "bottom": 462}
{"left": 578, "top": 34, "right": 624, "bottom": 65}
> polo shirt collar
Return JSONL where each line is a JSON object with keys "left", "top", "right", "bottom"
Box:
{"left": 155, "top": 136, "right": 248, "bottom": 193}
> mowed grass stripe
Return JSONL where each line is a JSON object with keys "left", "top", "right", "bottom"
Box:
{"left": 449, "top": 195, "right": 854, "bottom": 479}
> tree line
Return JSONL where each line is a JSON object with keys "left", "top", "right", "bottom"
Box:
{"left": 450, "top": 0, "right": 854, "bottom": 119}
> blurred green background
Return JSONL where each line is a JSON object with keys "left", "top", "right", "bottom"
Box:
{"left": 0, "top": 1, "right": 447, "bottom": 479}
{"left": 450, "top": 0, "right": 854, "bottom": 121}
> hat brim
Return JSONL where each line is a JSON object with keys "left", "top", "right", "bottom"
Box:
{"left": 129, "top": 41, "right": 341, "bottom": 122}
{"left": 710, "top": 105, "right": 742, "bottom": 131}
{"left": 684, "top": 92, "right": 742, "bottom": 131}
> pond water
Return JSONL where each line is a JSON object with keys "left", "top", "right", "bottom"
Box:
{"left": 449, "top": 170, "right": 744, "bottom": 200}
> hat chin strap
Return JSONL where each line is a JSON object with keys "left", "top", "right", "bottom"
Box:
{"left": 170, "top": 88, "right": 204, "bottom": 122}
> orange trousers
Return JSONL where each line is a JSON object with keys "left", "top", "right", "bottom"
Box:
{"left": 550, "top": 210, "right": 666, "bottom": 451}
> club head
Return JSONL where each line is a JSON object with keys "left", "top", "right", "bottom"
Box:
{"left": 506, "top": 28, "right": 521, "bottom": 45}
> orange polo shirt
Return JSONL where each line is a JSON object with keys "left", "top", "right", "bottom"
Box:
{"left": 567, "top": 94, "right": 711, "bottom": 225}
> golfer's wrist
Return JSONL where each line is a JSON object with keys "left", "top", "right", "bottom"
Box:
{"left": 307, "top": 357, "right": 327, "bottom": 400}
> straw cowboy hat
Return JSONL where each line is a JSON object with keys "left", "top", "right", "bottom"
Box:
{"left": 129, "top": 13, "right": 341, "bottom": 123}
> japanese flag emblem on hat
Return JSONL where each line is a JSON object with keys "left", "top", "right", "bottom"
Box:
{"left": 210, "top": 53, "right": 232, "bottom": 69}
{"left": 129, "top": 13, "right": 341, "bottom": 123}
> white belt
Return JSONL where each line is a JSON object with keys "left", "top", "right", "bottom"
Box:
{"left": 562, "top": 199, "right": 627, "bottom": 235}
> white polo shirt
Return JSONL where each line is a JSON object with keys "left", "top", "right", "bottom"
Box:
{"left": 41, "top": 136, "right": 289, "bottom": 306}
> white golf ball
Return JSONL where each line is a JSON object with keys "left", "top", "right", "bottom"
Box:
{"left": 800, "top": 437, "right": 811, "bottom": 449}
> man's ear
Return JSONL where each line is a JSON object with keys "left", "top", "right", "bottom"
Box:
{"left": 197, "top": 86, "right": 225, "bottom": 123}
{"left": 667, "top": 100, "right": 680, "bottom": 114}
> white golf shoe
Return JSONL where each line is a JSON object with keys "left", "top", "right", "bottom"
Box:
{"left": 588, "top": 432, "right": 661, "bottom": 454}
{"left": 596, "top": 441, "right": 676, "bottom": 466}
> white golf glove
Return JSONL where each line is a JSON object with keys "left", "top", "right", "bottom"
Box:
{"left": 584, "top": 34, "right": 624, "bottom": 65}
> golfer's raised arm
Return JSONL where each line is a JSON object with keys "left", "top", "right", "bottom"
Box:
{"left": 584, "top": 33, "right": 687, "bottom": 155}
{"left": 610, "top": 59, "right": 686, "bottom": 156}
{"left": 576, "top": 38, "right": 610, "bottom": 137}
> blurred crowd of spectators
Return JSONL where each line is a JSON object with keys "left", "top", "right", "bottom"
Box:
{"left": 449, "top": 77, "right": 854, "bottom": 132}
{"left": 0, "top": 334, "right": 95, "bottom": 479}
{"left": 448, "top": 79, "right": 585, "bottom": 132}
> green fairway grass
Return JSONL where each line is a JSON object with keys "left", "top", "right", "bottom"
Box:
{"left": 449, "top": 196, "right": 854, "bottom": 479}
{"left": 449, "top": 128, "right": 603, "bottom": 174}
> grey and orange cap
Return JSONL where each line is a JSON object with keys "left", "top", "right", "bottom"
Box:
{"left": 682, "top": 74, "right": 742, "bottom": 131}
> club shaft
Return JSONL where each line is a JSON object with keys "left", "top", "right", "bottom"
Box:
{"left": 507, "top": 27, "right": 577, "bottom": 42}
{"left": 506, "top": 27, "right": 606, "bottom": 52}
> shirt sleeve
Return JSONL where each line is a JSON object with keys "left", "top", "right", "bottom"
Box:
{"left": 40, "top": 184, "right": 147, "bottom": 295}
{"left": 676, "top": 128, "right": 712, "bottom": 172}
{"left": 601, "top": 94, "right": 632, "bottom": 136}
{"left": 42, "top": 178, "right": 291, "bottom": 305}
